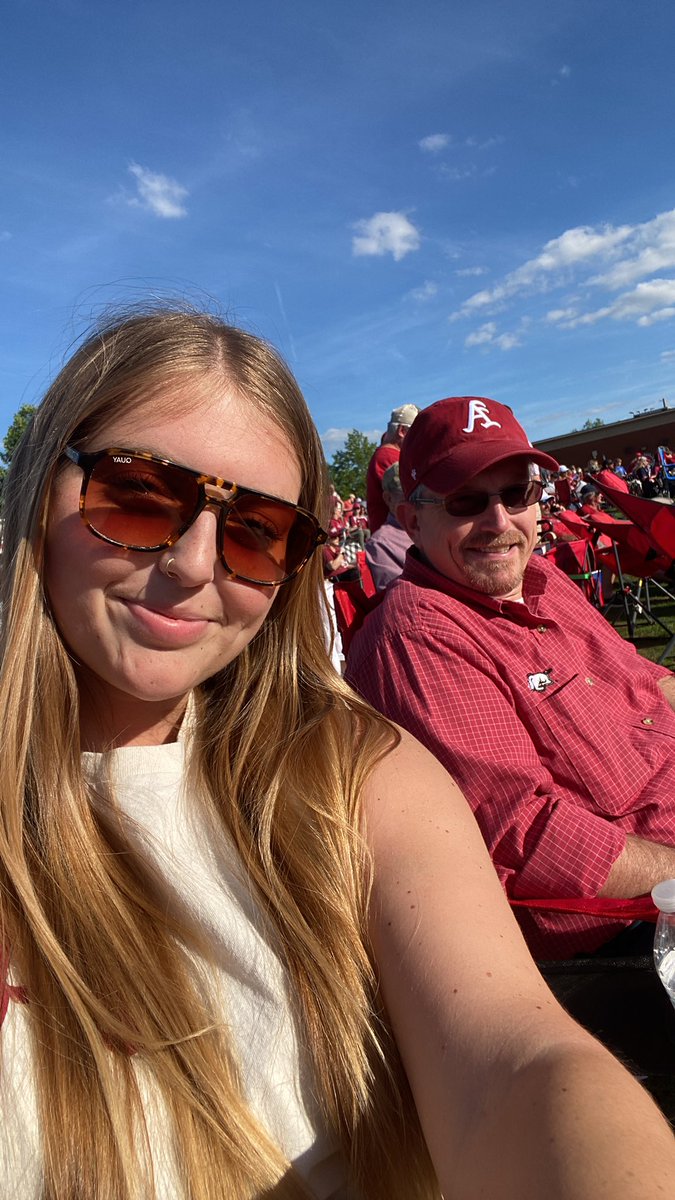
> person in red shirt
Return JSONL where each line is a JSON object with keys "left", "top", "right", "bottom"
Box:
{"left": 365, "top": 403, "right": 418, "bottom": 533}
{"left": 347, "top": 395, "right": 675, "bottom": 960}
{"left": 553, "top": 465, "right": 572, "bottom": 507}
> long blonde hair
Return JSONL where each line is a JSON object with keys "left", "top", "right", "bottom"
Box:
{"left": 0, "top": 307, "right": 436, "bottom": 1198}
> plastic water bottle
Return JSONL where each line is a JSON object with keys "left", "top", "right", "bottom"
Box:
{"left": 651, "top": 879, "right": 675, "bottom": 1011}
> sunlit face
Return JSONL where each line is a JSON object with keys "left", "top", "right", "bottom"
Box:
{"left": 398, "top": 460, "right": 538, "bottom": 601}
{"left": 45, "top": 380, "right": 302, "bottom": 748}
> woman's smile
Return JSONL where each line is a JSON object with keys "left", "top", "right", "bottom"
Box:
{"left": 120, "top": 598, "right": 213, "bottom": 646}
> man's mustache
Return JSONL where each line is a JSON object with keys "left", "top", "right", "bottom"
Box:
{"left": 463, "top": 534, "right": 528, "bottom": 552}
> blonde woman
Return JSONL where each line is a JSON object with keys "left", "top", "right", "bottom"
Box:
{"left": 0, "top": 306, "right": 672, "bottom": 1199}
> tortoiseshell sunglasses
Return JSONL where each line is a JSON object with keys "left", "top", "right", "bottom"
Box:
{"left": 65, "top": 446, "right": 327, "bottom": 586}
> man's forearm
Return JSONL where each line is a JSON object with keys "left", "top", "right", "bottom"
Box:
{"left": 598, "top": 832, "right": 675, "bottom": 897}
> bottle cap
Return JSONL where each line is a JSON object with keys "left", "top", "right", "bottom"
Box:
{"left": 651, "top": 879, "right": 675, "bottom": 913}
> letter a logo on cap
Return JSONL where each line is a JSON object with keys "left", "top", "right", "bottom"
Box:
{"left": 463, "top": 399, "right": 502, "bottom": 434}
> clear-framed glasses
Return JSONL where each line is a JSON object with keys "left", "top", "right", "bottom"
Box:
{"left": 415, "top": 479, "right": 543, "bottom": 518}
{"left": 64, "top": 446, "right": 327, "bottom": 586}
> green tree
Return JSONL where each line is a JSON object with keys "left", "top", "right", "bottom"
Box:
{"left": 330, "top": 429, "right": 377, "bottom": 499}
{"left": 0, "top": 403, "right": 37, "bottom": 504}
{"left": 581, "top": 417, "right": 604, "bottom": 430}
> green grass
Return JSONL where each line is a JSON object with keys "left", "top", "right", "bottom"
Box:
{"left": 602, "top": 579, "right": 675, "bottom": 664}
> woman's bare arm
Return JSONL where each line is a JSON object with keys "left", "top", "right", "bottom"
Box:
{"left": 364, "top": 729, "right": 675, "bottom": 1199}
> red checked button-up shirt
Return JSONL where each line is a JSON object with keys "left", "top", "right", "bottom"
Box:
{"left": 346, "top": 549, "right": 675, "bottom": 959}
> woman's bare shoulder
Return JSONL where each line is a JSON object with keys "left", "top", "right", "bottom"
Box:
{"left": 362, "top": 723, "right": 481, "bottom": 847}
{"left": 361, "top": 721, "right": 556, "bottom": 1025}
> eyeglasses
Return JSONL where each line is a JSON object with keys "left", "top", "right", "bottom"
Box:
{"left": 64, "top": 446, "right": 327, "bottom": 586}
{"left": 415, "top": 478, "right": 543, "bottom": 518}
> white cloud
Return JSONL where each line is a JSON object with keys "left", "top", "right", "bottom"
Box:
{"left": 464, "top": 321, "right": 519, "bottom": 351}
{"left": 551, "top": 279, "right": 675, "bottom": 329}
{"left": 545, "top": 306, "right": 579, "bottom": 324}
{"left": 465, "top": 322, "right": 497, "bottom": 347}
{"left": 589, "top": 209, "right": 675, "bottom": 290}
{"left": 352, "top": 212, "right": 421, "bottom": 261}
{"left": 465, "top": 135, "right": 504, "bottom": 151}
{"left": 495, "top": 332, "right": 521, "bottom": 350}
{"left": 127, "top": 163, "right": 188, "bottom": 219}
{"left": 453, "top": 215, "right": 668, "bottom": 333}
{"left": 321, "top": 427, "right": 380, "bottom": 456}
{"left": 640, "top": 307, "right": 675, "bottom": 325}
{"left": 421, "top": 132, "right": 502, "bottom": 155}
{"left": 440, "top": 163, "right": 477, "bottom": 182}
{"left": 409, "top": 280, "right": 438, "bottom": 302}
{"left": 661, "top": 349, "right": 675, "bottom": 363}
{"left": 456, "top": 209, "right": 675, "bottom": 324}
{"left": 457, "top": 222, "right": 634, "bottom": 316}
{"left": 602, "top": 278, "right": 675, "bottom": 327}
{"left": 321, "top": 427, "right": 352, "bottom": 456}
{"left": 419, "top": 133, "right": 451, "bottom": 152}
{"left": 455, "top": 265, "right": 487, "bottom": 278}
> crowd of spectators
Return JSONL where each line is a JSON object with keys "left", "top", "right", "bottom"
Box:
{"left": 322, "top": 491, "right": 370, "bottom": 582}
{"left": 537, "top": 445, "right": 675, "bottom": 549}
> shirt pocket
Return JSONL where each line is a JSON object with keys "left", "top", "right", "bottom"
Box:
{"left": 526, "top": 672, "right": 674, "bottom": 817}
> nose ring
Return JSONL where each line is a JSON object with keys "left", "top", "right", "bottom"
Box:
{"left": 164, "top": 556, "right": 179, "bottom": 580}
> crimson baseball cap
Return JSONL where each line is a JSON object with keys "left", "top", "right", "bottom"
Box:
{"left": 399, "top": 396, "right": 559, "bottom": 498}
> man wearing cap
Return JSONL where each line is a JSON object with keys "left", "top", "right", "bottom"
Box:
{"left": 346, "top": 395, "right": 675, "bottom": 960}
{"left": 364, "top": 462, "right": 412, "bottom": 590}
{"left": 365, "top": 403, "right": 419, "bottom": 534}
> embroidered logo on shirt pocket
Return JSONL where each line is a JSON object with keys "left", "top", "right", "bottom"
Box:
{"left": 529, "top": 672, "right": 671, "bottom": 816}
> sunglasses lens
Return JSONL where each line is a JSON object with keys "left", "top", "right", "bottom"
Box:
{"left": 84, "top": 455, "right": 199, "bottom": 547}
{"left": 223, "top": 494, "right": 317, "bottom": 583}
{"left": 444, "top": 480, "right": 542, "bottom": 517}
{"left": 444, "top": 493, "right": 487, "bottom": 517}
{"left": 501, "top": 481, "right": 541, "bottom": 510}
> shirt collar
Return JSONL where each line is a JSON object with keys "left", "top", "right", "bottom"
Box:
{"left": 401, "top": 546, "right": 550, "bottom": 621}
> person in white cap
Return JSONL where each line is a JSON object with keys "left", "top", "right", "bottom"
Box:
{"left": 365, "top": 402, "right": 419, "bottom": 533}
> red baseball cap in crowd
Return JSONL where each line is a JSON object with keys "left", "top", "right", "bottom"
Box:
{"left": 399, "top": 396, "right": 559, "bottom": 498}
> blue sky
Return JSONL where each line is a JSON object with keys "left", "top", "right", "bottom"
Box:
{"left": 3, "top": 0, "right": 675, "bottom": 458}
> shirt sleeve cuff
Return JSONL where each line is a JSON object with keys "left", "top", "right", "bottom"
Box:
{"left": 509, "top": 801, "right": 627, "bottom": 899}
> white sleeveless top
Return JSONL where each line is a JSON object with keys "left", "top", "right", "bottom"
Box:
{"left": 0, "top": 741, "right": 353, "bottom": 1198}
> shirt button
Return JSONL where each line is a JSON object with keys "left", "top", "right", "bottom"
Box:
{"left": 536, "top": 625, "right": 547, "bottom": 633}
{"left": 585, "top": 677, "right": 594, "bottom": 686}
{"left": 642, "top": 717, "right": 654, "bottom": 726}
